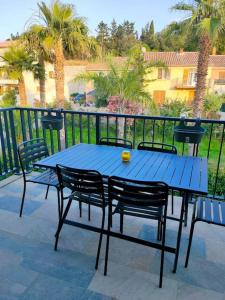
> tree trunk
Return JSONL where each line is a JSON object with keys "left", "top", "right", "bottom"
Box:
{"left": 39, "top": 56, "right": 46, "bottom": 107}
{"left": 54, "top": 39, "right": 65, "bottom": 108}
{"left": 18, "top": 75, "right": 27, "bottom": 106}
{"left": 117, "top": 100, "right": 125, "bottom": 138}
{"left": 193, "top": 33, "right": 211, "bottom": 118}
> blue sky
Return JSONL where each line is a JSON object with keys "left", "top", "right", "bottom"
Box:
{"left": 0, "top": 0, "right": 185, "bottom": 40}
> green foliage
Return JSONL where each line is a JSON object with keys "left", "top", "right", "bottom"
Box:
{"left": 36, "top": 0, "right": 99, "bottom": 60}
{"left": 172, "top": 0, "right": 225, "bottom": 46}
{"left": 96, "top": 19, "right": 138, "bottom": 56}
{"left": 0, "top": 90, "right": 17, "bottom": 107}
{"left": 209, "top": 169, "right": 225, "bottom": 196}
{"left": 160, "top": 99, "right": 192, "bottom": 117}
{"left": 203, "top": 93, "right": 225, "bottom": 116}
{"left": 75, "top": 56, "right": 151, "bottom": 111}
{"left": 1, "top": 46, "right": 44, "bottom": 81}
{"left": 140, "top": 20, "right": 158, "bottom": 50}
{"left": 95, "top": 96, "right": 108, "bottom": 108}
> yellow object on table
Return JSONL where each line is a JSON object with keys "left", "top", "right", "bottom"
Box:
{"left": 121, "top": 150, "right": 131, "bottom": 162}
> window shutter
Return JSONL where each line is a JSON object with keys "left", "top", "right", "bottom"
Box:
{"left": 219, "top": 72, "right": 225, "bottom": 80}
{"left": 183, "top": 69, "right": 189, "bottom": 85}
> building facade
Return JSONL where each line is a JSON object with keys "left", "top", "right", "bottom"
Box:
{"left": 144, "top": 50, "right": 225, "bottom": 104}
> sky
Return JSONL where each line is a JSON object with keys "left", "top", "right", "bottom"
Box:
{"left": 0, "top": 0, "right": 186, "bottom": 41}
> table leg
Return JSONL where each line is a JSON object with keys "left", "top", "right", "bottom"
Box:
{"left": 184, "top": 193, "right": 189, "bottom": 227}
{"left": 173, "top": 193, "right": 185, "bottom": 273}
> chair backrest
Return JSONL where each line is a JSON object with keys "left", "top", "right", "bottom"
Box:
{"left": 56, "top": 164, "right": 104, "bottom": 197}
{"left": 108, "top": 176, "right": 168, "bottom": 208}
{"left": 98, "top": 137, "right": 132, "bottom": 149}
{"left": 17, "top": 138, "right": 49, "bottom": 173}
{"left": 137, "top": 142, "right": 177, "bottom": 154}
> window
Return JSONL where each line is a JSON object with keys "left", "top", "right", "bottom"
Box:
{"left": 219, "top": 72, "right": 225, "bottom": 80}
{"left": 188, "top": 70, "right": 197, "bottom": 86}
{"left": 158, "top": 68, "right": 170, "bottom": 80}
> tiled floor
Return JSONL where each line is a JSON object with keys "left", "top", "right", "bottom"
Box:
{"left": 0, "top": 175, "right": 225, "bottom": 300}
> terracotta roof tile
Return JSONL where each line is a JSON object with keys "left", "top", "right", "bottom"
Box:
{"left": 144, "top": 51, "right": 225, "bottom": 67}
{"left": 0, "top": 40, "right": 13, "bottom": 48}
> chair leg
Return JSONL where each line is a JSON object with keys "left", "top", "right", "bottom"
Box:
{"left": 104, "top": 211, "right": 111, "bottom": 276}
{"left": 159, "top": 219, "right": 166, "bottom": 288}
{"left": 185, "top": 221, "right": 196, "bottom": 268}
{"left": 88, "top": 203, "right": 91, "bottom": 221}
{"left": 95, "top": 208, "right": 105, "bottom": 270}
{"left": 171, "top": 190, "right": 174, "bottom": 215}
{"left": 19, "top": 181, "right": 26, "bottom": 217}
{"left": 56, "top": 189, "right": 62, "bottom": 220}
{"left": 45, "top": 185, "right": 50, "bottom": 200}
{"left": 79, "top": 201, "right": 82, "bottom": 218}
{"left": 120, "top": 211, "right": 124, "bottom": 234}
{"left": 54, "top": 198, "right": 73, "bottom": 251}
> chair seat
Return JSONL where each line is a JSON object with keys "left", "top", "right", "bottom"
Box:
{"left": 196, "top": 197, "right": 225, "bottom": 226}
{"left": 70, "top": 192, "right": 107, "bottom": 208}
{"left": 27, "top": 169, "right": 59, "bottom": 187}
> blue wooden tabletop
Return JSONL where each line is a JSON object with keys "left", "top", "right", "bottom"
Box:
{"left": 34, "top": 143, "right": 208, "bottom": 195}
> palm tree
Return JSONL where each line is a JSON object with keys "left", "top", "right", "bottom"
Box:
{"left": 1, "top": 46, "right": 44, "bottom": 106}
{"left": 172, "top": 0, "right": 225, "bottom": 117}
{"left": 35, "top": 0, "right": 98, "bottom": 107}
{"left": 22, "top": 25, "right": 52, "bottom": 106}
{"left": 76, "top": 57, "right": 151, "bottom": 137}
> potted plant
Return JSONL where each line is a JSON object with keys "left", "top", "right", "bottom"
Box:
{"left": 174, "top": 118, "right": 205, "bottom": 144}
{"left": 41, "top": 109, "right": 63, "bottom": 130}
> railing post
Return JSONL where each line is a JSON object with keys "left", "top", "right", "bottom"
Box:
{"left": 9, "top": 109, "right": 20, "bottom": 174}
{"left": 96, "top": 115, "right": 100, "bottom": 144}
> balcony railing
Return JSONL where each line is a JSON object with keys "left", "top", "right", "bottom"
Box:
{"left": 0, "top": 107, "right": 224, "bottom": 198}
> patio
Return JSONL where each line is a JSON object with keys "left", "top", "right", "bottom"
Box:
{"left": 0, "top": 174, "right": 225, "bottom": 300}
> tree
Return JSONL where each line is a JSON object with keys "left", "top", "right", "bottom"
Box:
{"left": 1, "top": 46, "right": 43, "bottom": 106}
{"left": 107, "top": 20, "right": 138, "bottom": 56}
{"left": 36, "top": 0, "right": 98, "bottom": 107}
{"left": 96, "top": 21, "right": 109, "bottom": 58}
{"left": 22, "top": 25, "right": 52, "bottom": 106}
{"left": 172, "top": 0, "right": 225, "bottom": 117}
{"left": 140, "top": 20, "right": 157, "bottom": 50}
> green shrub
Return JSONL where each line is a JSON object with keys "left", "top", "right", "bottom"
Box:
{"left": 95, "top": 96, "right": 108, "bottom": 108}
{"left": 0, "top": 89, "right": 17, "bottom": 107}
{"left": 203, "top": 93, "right": 225, "bottom": 118}
{"left": 160, "top": 99, "right": 191, "bottom": 117}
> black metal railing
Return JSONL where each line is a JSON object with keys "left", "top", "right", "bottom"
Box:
{"left": 0, "top": 107, "right": 224, "bottom": 198}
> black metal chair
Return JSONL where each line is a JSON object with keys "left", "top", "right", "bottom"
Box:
{"left": 185, "top": 197, "right": 225, "bottom": 268}
{"left": 98, "top": 137, "right": 133, "bottom": 149}
{"left": 54, "top": 165, "right": 107, "bottom": 270}
{"left": 104, "top": 176, "right": 169, "bottom": 288}
{"left": 137, "top": 141, "right": 177, "bottom": 215}
{"left": 17, "top": 138, "right": 61, "bottom": 218}
{"left": 137, "top": 141, "right": 177, "bottom": 154}
{"left": 81, "top": 137, "right": 132, "bottom": 220}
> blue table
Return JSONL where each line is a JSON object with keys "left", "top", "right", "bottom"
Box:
{"left": 34, "top": 143, "right": 208, "bottom": 272}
